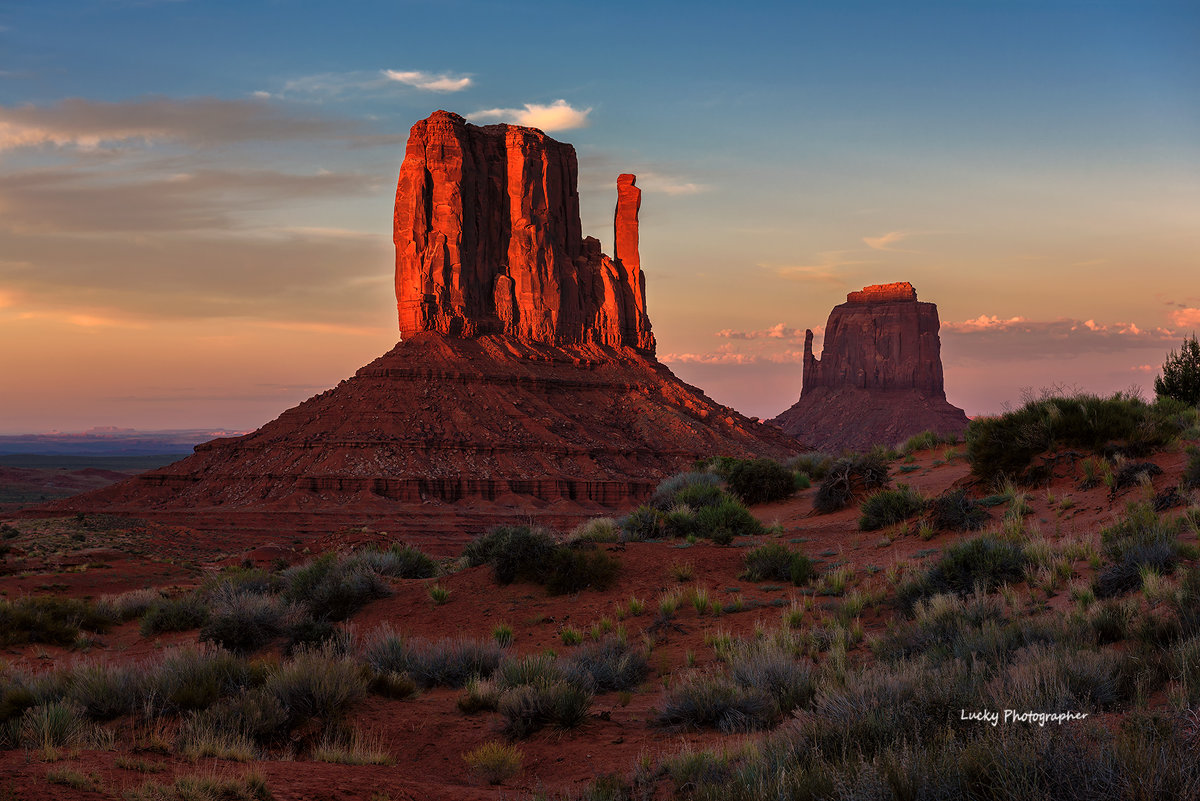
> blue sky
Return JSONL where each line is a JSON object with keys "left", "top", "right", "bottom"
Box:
{"left": 1, "top": 0, "right": 1198, "bottom": 431}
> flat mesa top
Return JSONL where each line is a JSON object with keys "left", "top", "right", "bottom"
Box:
{"left": 846, "top": 282, "right": 918, "bottom": 303}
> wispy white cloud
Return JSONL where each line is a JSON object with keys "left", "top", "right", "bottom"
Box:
{"left": 467, "top": 99, "right": 591, "bottom": 132}
{"left": 635, "top": 170, "right": 707, "bottom": 195}
{"left": 381, "top": 69, "right": 472, "bottom": 92}
{"left": 660, "top": 350, "right": 758, "bottom": 365}
{"left": 863, "top": 230, "right": 916, "bottom": 252}
{"left": 771, "top": 251, "right": 874, "bottom": 284}
{"left": 0, "top": 97, "right": 355, "bottom": 153}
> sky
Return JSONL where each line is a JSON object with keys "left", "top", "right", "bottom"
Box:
{"left": 1, "top": 0, "right": 1198, "bottom": 433}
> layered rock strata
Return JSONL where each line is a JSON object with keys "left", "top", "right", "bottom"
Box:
{"left": 772, "top": 283, "right": 969, "bottom": 452}
{"left": 41, "top": 111, "right": 797, "bottom": 540}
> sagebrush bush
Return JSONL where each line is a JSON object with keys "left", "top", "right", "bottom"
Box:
{"left": 265, "top": 647, "right": 366, "bottom": 728}
{"left": 199, "top": 587, "right": 300, "bottom": 654}
{"left": 900, "top": 430, "right": 954, "bottom": 454}
{"left": 149, "top": 647, "right": 256, "bottom": 715}
{"left": 560, "top": 636, "right": 648, "bottom": 693}
{"left": 357, "top": 544, "right": 437, "bottom": 579}
{"left": 19, "top": 701, "right": 89, "bottom": 750}
{"left": 364, "top": 629, "right": 502, "bottom": 689}
{"left": 723, "top": 459, "right": 795, "bottom": 505}
{"left": 652, "top": 471, "right": 724, "bottom": 510}
{"left": 68, "top": 662, "right": 146, "bottom": 721}
{"left": 813, "top": 452, "right": 890, "bottom": 513}
{"left": 1183, "top": 447, "right": 1200, "bottom": 490}
{"left": 569, "top": 518, "right": 621, "bottom": 544}
{"left": 543, "top": 545, "right": 622, "bottom": 594}
{"left": 140, "top": 594, "right": 208, "bottom": 636}
{"left": 0, "top": 596, "right": 113, "bottom": 646}
{"left": 927, "top": 489, "right": 989, "bottom": 531}
{"left": 966, "top": 391, "right": 1179, "bottom": 483}
{"left": 620, "top": 505, "right": 663, "bottom": 541}
{"left": 742, "top": 543, "right": 812, "bottom": 585}
{"left": 282, "top": 553, "right": 392, "bottom": 621}
{"left": 655, "top": 668, "right": 777, "bottom": 732}
{"left": 858, "top": 484, "right": 926, "bottom": 531}
{"left": 498, "top": 680, "right": 592, "bottom": 738}
{"left": 726, "top": 641, "right": 814, "bottom": 716}
{"left": 898, "top": 536, "right": 1028, "bottom": 611}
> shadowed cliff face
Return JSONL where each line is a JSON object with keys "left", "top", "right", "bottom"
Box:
{"left": 775, "top": 282, "right": 968, "bottom": 452}
{"left": 394, "top": 110, "right": 654, "bottom": 353}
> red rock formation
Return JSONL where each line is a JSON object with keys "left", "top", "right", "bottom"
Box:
{"left": 38, "top": 112, "right": 797, "bottom": 541}
{"left": 773, "top": 283, "right": 968, "bottom": 452}
{"left": 394, "top": 111, "right": 654, "bottom": 352}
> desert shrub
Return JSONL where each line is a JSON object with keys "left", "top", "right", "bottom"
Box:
{"left": 176, "top": 712, "right": 257, "bottom": 761}
{"left": 0, "top": 596, "right": 113, "bottom": 646}
{"left": 694, "top": 496, "right": 764, "bottom": 544}
{"left": 655, "top": 668, "right": 777, "bottom": 732}
{"left": 463, "top": 740, "right": 523, "bottom": 784}
{"left": 966, "top": 391, "right": 1178, "bottom": 484}
{"left": 125, "top": 771, "right": 272, "bottom": 801}
{"left": 858, "top": 484, "right": 926, "bottom": 531}
{"left": 560, "top": 637, "right": 648, "bottom": 693}
{"left": 900, "top": 429, "right": 954, "bottom": 454}
{"left": 991, "top": 643, "right": 1135, "bottom": 711}
{"left": 1088, "top": 599, "right": 1134, "bottom": 644}
{"left": 264, "top": 647, "right": 365, "bottom": 727}
{"left": 18, "top": 701, "right": 89, "bottom": 750}
{"left": 662, "top": 506, "right": 698, "bottom": 539}
{"left": 357, "top": 544, "right": 437, "bottom": 579}
{"left": 619, "top": 505, "right": 663, "bottom": 541}
{"left": 727, "top": 641, "right": 815, "bottom": 715}
{"left": 723, "top": 459, "right": 795, "bottom": 505}
{"left": 543, "top": 546, "right": 621, "bottom": 594}
{"left": 898, "top": 536, "right": 1028, "bottom": 611}
{"left": 199, "top": 587, "right": 300, "bottom": 654}
{"left": 673, "top": 482, "right": 727, "bottom": 511}
{"left": 1112, "top": 460, "right": 1164, "bottom": 490}
{"left": 96, "top": 588, "right": 161, "bottom": 622}
{"left": 1184, "top": 447, "right": 1200, "bottom": 491}
{"left": 457, "top": 676, "right": 501, "bottom": 713}
{"left": 569, "top": 518, "right": 621, "bottom": 544}
{"left": 67, "top": 662, "right": 146, "bottom": 720}
{"left": 1094, "top": 542, "right": 1177, "bottom": 599}
{"left": 927, "top": 488, "right": 990, "bottom": 531}
{"left": 140, "top": 594, "right": 209, "bottom": 636}
{"left": 787, "top": 452, "right": 835, "bottom": 480}
{"left": 652, "top": 471, "right": 724, "bottom": 509}
{"left": 1155, "top": 333, "right": 1200, "bottom": 406}
{"left": 873, "top": 591, "right": 1044, "bottom": 666}
{"left": 464, "top": 525, "right": 557, "bottom": 582}
{"left": 742, "top": 542, "right": 813, "bottom": 585}
{"left": 204, "top": 565, "right": 280, "bottom": 597}
{"left": 149, "top": 647, "right": 256, "bottom": 715}
{"left": 813, "top": 451, "right": 890, "bottom": 513}
{"left": 364, "top": 630, "right": 502, "bottom": 689}
{"left": 496, "top": 653, "right": 563, "bottom": 690}
{"left": 282, "top": 553, "right": 392, "bottom": 621}
{"left": 498, "top": 681, "right": 592, "bottom": 738}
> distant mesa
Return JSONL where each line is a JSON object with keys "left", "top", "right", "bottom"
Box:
{"left": 770, "top": 282, "right": 969, "bottom": 452}
{"left": 38, "top": 111, "right": 796, "bottom": 540}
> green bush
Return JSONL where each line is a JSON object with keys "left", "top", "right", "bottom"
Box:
{"left": 813, "top": 452, "right": 890, "bottom": 513}
{"left": 858, "top": 484, "right": 926, "bottom": 531}
{"left": 543, "top": 546, "right": 621, "bottom": 594}
{"left": 1183, "top": 447, "right": 1200, "bottom": 491}
{"left": 463, "top": 526, "right": 557, "bottom": 584}
{"left": 150, "top": 648, "right": 255, "bottom": 715}
{"left": 1155, "top": 333, "right": 1200, "bottom": 407}
{"left": 264, "top": 648, "right": 365, "bottom": 728}
{"left": 67, "top": 662, "right": 145, "bottom": 721}
{"left": 927, "top": 489, "right": 990, "bottom": 531}
{"left": 358, "top": 545, "right": 437, "bottom": 579}
{"left": 966, "top": 392, "right": 1179, "bottom": 484}
{"left": 743, "top": 543, "right": 812, "bottom": 585}
{"left": 364, "top": 631, "right": 503, "bottom": 689}
{"left": 694, "top": 496, "right": 764, "bottom": 544}
{"left": 652, "top": 471, "right": 725, "bottom": 510}
{"left": 724, "top": 459, "right": 795, "bottom": 505}
{"left": 898, "top": 536, "right": 1028, "bottom": 611}
{"left": 787, "top": 452, "right": 835, "bottom": 480}
{"left": 140, "top": 595, "right": 209, "bottom": 636}
{"left": 619, "top": 505, "right": 663, "bottom": 541}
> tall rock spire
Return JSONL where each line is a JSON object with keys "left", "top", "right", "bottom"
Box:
{"left": 393, "top": 110, "right": 655, "bottom": 352}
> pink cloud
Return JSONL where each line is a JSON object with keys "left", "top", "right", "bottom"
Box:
{"left": 1169, "top": 308, "right": 1200, "bottom": 329}
{"left": 715, "top": 322, "right": 806, "bottom": 340}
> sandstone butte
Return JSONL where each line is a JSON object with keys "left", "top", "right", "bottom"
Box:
{"left": 770, "top": 282, "right": 970, "bottom": 453}
{"left": 38, "top": 111, "right": 798, "bottom": 540}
